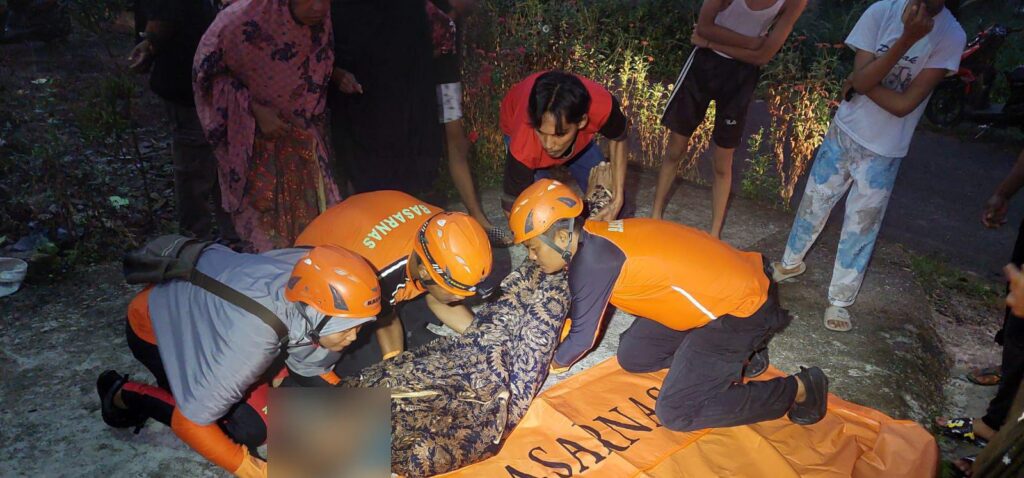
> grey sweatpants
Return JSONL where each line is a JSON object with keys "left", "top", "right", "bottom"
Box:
{"left": 617, "top": 279, "right": 797, "bottom": 432}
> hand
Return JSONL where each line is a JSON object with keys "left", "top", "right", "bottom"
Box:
{"left": 590, "top": 197, "right": 623, "bottom": 222}
{"left": 233, "top": 448, "right": 267, "bottom": 478}
{"left": 841, "top": 76, "right": 855, "bottom": 102}
{"left": 251, "top": 102, "right": 288, "bottom": 138}
{"left": 691, "top": 30, "right": 709, "bottom": 49}
{"left": 901, "top": 0, "right": 934, "bottom": 43}
{"left": 333, "top": 67, "right": 363, "bottom": 94}
{"left": 127, "top": 39, "right": 155, "bottom": 74}
{"left": 1005, "top": 264, "right": 1024, "bottom": 318}
{"left": 982, "top": 194, "right": 1010, "bottom": 228}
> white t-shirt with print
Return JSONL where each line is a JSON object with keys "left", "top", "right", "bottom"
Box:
{"left": 834, "top": 0, "right": 965, "bottom": 158}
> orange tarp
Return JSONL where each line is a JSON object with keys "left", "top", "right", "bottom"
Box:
{"left": 439, "top": 359, "right": 937, "bottom": 478}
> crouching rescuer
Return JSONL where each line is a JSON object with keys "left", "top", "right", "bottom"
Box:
{"left": 509, "top": 179, "right": 830, "bottom": 431}
{"left": 96, "top": 239, "right": 381, "bottom": 477}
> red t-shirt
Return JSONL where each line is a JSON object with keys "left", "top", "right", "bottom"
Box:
{"left": 499, "top": 72, "right": 620, "bottom": 169}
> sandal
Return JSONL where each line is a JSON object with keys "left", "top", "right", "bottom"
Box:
{"left": 823, "top": 306, "right": 852, "bottom": 332}
{"left": 966, "top": 366, "right": 1001, "bottom": 386}
{"left": 935, "top": 417, "right": 989, "bottom": 447}
{"left": 771, "top": 261, "right": 806, "bottom": 282}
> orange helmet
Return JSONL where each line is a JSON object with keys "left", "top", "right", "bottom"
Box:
{"left": 413, "top": 212, "right": 492, "bottom": 297}
{"left": 285, "top": 245, "right": 382, "bottom": 318}
{"left": 509, "top": 179, "right": 583, "bottom": 244}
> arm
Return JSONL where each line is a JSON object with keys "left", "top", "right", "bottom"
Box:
{"left": 849, "top": 1, "right": 934, "bottom": 93}
{"left": 699, "top": 0, "right": 808, "bottom": 67}
{"left": 862, "top": 66, "right": 947, "bottom": 117}
{"left": 171, "top": 408, "right": 266, "bottom": 478}
{"left": 551, "top": 236, "right": 624, "bottom": 370}
{"left": 695, "top": 0, "right": 764, "bottom": 50}
{"left": 984, "top": 149, "right": 1024, "bottom": 228}
{"left": 594, "top": 138, "right": 627, "bottom": 222}
{"left": 425, "top": 294, "right": 474, "bottom": 334}
{"left": 374, "top": 312, "right": 405, "bottom": 359}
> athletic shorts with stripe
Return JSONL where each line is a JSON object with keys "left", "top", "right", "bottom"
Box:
{"left": 661, "top": 47, "right": 761, "bottom": 149}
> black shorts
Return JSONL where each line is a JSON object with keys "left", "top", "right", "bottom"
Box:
{"left": 661, "top": 48, "right": 760, "bottom": 149}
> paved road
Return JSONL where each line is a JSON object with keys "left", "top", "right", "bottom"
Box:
{"left": 711, "top": 102, "right": 1024, "bottom": 280}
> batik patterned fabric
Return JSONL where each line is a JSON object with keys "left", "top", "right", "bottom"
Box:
{"left": 781, "top": 124, "right": 902, "bottom": 306}
{"left": 193, "top": 0, "right": 340, "bottom": 251}
{"left": 342, "top": 262, "right": 570, "bottom": 477}
{"left": 425, "top": 0, "right": 456, "bottom": 57}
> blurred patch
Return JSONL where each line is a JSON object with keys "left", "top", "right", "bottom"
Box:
{"left": 268, "top": 387, "right": 390, "bottom": 478}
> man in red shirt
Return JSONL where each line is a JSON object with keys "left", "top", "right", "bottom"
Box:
{"left": 509, "top": 179, "right": 830, "bottom": 431}
{"left": 500, "top": 71, "right": 629, "bottom": 222}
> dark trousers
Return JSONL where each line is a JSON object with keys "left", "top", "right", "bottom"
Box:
{"left": 165, "top": 101, "right": 236, "bottom": 241}
{"left": 616, "top": 280, "right": 797, "bottom": 432}
{"left": 983, "top": 219, "right": 1024, "bottom": 430}
{"left": 123, "top": 319, "right": 267, "bottom": 449}
{"left": 334, "top": 294, "right": 443, "bottom": 376}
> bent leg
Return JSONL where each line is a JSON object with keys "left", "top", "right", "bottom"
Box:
{"left": 616, "top": 317, "right": 688, "bottom": 373}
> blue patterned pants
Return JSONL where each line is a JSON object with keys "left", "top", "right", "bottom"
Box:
{"left": 781, "top": 125, "right": 902, "bottom": 307}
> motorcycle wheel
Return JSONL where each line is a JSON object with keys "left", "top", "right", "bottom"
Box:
{"left": 926, "top": 80, "right": 966, "bottom": 128}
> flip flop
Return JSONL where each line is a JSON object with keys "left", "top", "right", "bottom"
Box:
{"left": 823, "top": 306, "right": 852, "bottom": 332}
{"left": 935, "top": 417, "right": 989, "bottom": 447}
{"left": 771, "top": 261, "right": 806, "bottom": 282}
{"left": 966, "top": 366, "right": 1001, "bottom": 386}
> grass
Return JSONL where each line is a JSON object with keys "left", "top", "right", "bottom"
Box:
{"left": 908, "top": 253, "right": 1001, "bottom": 304}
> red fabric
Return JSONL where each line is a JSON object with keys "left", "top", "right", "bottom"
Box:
{"left": 122, "top": 381, "right": 176, "bottom": 407}
{"left": 242, "top": 383, "right": 270, "bottom": 424}
{"left": 499, "top": 71, "right": 614, "bottom": 169}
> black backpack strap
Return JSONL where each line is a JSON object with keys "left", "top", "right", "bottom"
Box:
{"left": 189, "top": 269, "right": 290, "bottom": 344}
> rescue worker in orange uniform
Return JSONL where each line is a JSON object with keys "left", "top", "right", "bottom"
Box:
{"left": 509, "top": 179, "right": 830, "bottom": 431}
{"left": 96, "top": 245, "right": 381, "bottom": 477}
{"left": 296, "top": 190, "right": 492, "bottom": 373}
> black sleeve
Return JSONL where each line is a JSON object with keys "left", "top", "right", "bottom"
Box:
{"left": 554, "top": 233, "right": 625, "bottom": 367}
{"left": 598, "top": 96, "right": 628, "bottom": 141}
{"left": 502, "top": 149, "right": 535, "bottom": 212}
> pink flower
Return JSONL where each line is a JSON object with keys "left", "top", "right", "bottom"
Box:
{"left": 517, "top": 46, "right": 526, "bottom": 55}
{"left": 468, "top": 131, "right": 480, "bottom": 143}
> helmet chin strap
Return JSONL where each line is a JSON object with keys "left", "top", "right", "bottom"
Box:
{"left": 538, "top": 217, "right": 575, "bottom": 264}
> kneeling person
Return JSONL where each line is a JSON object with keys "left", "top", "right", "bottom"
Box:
{"left": 97, "top": 245, "right": 381, "bottom": 476}
{"left": 296, "top": 190, "right": 492, "bottom": 374}
{"left": 510, "top": 179, "right": 829, "bottom": 431}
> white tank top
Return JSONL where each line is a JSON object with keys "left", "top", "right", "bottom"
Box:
{"left": 712, "top": 0, "right": 786, "bottom": 59}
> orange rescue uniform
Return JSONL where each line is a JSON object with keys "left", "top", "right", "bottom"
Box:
{"left": 556, "top": 218, "right": 771, "bottom": 366}
{"left": 295, "top": 190, "right": 441, "bottom": 308}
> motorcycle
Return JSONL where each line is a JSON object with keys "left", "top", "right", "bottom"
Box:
{"left": 925, "top": 24, "right": 1024, "bottom": 129}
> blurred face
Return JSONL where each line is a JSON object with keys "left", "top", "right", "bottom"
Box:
{"left": 535, "top": 112, "right": 588, "bottom": 158}
{"left": 418, "top": 265, "right": 466, "bottom": 304}
{"left": 318, "top": 324, "right": 363, "bottom": 352}
{"left": 524, "top": 232, "right": 569, "bottom": 274}
{"left": 290, "top": 0, "right": 329, "bottom": 25}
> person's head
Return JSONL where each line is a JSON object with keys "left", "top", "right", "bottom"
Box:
{"left": 528, "top": 71, "right": 591, "bottom": 158}
{"left": 906, "top": 0, "right": 945, "bottom": 17}
{"left": 509, "top": 179, "right": 584, "bottom": 274}
{"left": 290, "top": 0, "right": 329, "bottom": 26}
{"left": 285, "top": 246, "right": 382, "bottom": 352}
{"left": 411, "top": 212, "right": 492, "bottom": 304}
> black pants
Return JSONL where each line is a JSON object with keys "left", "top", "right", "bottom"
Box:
{"left": 983, "top": 219, "right": 1024, "bottom": 430}
{"left": 616, "top": 280, "right": 797, "bottom": 432}
{"left": 123, "top": 320, "right": 267, "bottom": 449}
{"left": 334, "top": 294, "right": 444, "bottom": 376}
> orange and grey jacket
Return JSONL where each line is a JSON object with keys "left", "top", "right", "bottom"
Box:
{"left": 555, "top": 219, "right": 771, "bottom": 367}
{"left": 295, "top": 190, "right": 441, "bottom": 313}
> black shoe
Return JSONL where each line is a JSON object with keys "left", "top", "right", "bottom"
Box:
{"left": 744, "top": 348, "right": 769, "bottom": 379}
{"left": 788, "top": 366, "right": 829, "bottom": 425}
{"left": 96, "top": 370, "right": 147, "bottom": 430}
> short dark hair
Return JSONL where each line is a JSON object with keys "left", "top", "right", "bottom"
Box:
{"left": 528, "top": 71, "right": 591, "bottom": 135}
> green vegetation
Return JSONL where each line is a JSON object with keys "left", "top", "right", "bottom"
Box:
{"left": 909, "top": 253, "right": 1001, "bottom": 304}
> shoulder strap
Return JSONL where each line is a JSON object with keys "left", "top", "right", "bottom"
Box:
{"left": 188, "top": 269, "right": 290, "bottom": 344}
